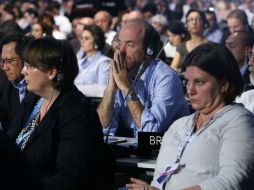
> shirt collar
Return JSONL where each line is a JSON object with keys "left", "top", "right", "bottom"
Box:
{"left": 240, "top": 63, "right": 248, "bottom": 76}
{"left": 12, "top": 78, "right": 26, "bottom": 89}
{"left": 139, "top": 59, "right": 157, "bottom": 81}
{"left": 85, "top": 51, "right": 101, "bottom": 65}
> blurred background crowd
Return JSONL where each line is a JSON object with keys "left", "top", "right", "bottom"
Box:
{"left": 0, "top": 0, "right": 253, "bottom": 52}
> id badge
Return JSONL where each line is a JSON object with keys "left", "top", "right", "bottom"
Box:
{"left": 156, "top": 162, "right": 180, "bottom": 186}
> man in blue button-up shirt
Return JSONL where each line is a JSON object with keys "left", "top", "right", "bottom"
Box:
{"left": 97, "top": 20, "right": 189, "bottom": 137}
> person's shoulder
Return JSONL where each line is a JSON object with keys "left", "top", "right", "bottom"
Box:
{"left": 218, "top": 103, "right": 254, "bottom": 125}
{"left": 0, "top": 79, "right": 18, "bottom": 102}
{"left": 176, "top": 41, "right": 187, "bottom": 51}
{"left": 1, "top": 76, "right": 12, "bottom": 89}
{"left": 97, "top": 52, "right": 111, "bottom": 63}
{"left": 235, "top": 90, "right": 254, "bottom": 113}
{"left": 175, "top": 114, "right": 194, "bottom": 125}
{"left": 238, "top": 89, "right": 254, "bottom": 100}
{"left": 218, "top": 104, "right": 254, "bottom": 138}
{"left": 163, "top": 113, "right": 195, "bottom": 137}
{"left": 167, "top": 113, "right": 194, "bottom": 131}
{"left": 0, "top": 69, "right": 6, "bottom": 84}
{"left": 155, "top": 60, "right": 176, "bottom": 72}
{"left": 57, "top": 86, "right": 86, "bottom": 108}
{"left": 229, "top": 103, "right": 253, "bottom": 114}
{"left": 106, "top": 30, "right": 116, "bottom": 36}
{"left": 154, "top": 60, "right": 181, "bottom": 78}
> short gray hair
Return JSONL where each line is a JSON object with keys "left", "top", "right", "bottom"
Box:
{"left": 150, "top": 14, "right": 168, "bottom": 26}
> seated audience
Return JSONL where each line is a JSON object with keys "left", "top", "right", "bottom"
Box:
{"left": 74, "top": 24, "right": 110, "bottom": 87}
{"left": 226, "top": 31, "right": 254, "bottom": 91}
{"left": 126, "top": 43, "right": 254, "bottom": 190}
{"left": 7, "top": 37, "right": 113, "bottom": 190}
{"left": 97, "top": 20, "right": 189, "bottom": 138}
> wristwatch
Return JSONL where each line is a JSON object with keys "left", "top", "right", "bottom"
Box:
{"left": 126, "top": 90, "right": 139, "bottom": 103}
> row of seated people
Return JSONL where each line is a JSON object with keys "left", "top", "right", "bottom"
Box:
{"left": 1, "top": 16, "right": 254, "bottom": 190}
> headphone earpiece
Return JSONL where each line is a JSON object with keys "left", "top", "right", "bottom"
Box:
{"left": 146, "top": 47, "right": 154, "bottom": 56}
{"left": 56, "top": 41, "right": 64, "bottom": 82}
{"left": 145, "top": 27, "right": 157, "bottom": 57}
{"left": 94, "top": 43, "right": 98, "bottom": 49}
{"left": 56, "top": 71, "right": 64, "bottom": 82}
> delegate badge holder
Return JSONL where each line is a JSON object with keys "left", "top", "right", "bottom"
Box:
{"left": 156, "top": 162, "right": 180, "bottom": 187}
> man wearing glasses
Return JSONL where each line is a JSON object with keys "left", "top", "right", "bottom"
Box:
{"left": 0, "top": 34, "right": 32, "bottom": 131}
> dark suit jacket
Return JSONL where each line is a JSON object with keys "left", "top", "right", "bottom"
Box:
{"left": 0, "top": 71, "right": 32, "bottom": 131}
{"left": 8, "top": 85, "right": 114, "bottom": 190}
{"left": 0, "top": 131, "right": 42, "bottom": 189}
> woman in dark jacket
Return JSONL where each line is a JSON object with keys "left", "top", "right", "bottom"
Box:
{"left": 7, "top": 37, "right": 114, "bottom": 190}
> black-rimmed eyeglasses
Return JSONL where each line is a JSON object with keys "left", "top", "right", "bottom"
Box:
{"left": 0, "top": 57, "right": 20, "bottom": 68}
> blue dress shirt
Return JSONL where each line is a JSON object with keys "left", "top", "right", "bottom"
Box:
{"left": 75, "top": 51, "right": 110, "bottom": 86}
{"left": 106, "top": 60, "right": 190, "bottom": 137}
{"left": 12, "top": 79, "right": 26, "bottom": 103}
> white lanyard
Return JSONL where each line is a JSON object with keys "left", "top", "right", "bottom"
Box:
{"left": 175, "top": 112, "right": 215, "bottom": 163}
{"left": 156, "top": 112, "right": 216, "bottom": 189}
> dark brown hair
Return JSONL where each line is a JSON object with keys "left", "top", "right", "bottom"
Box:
{"left": 23, "top": 37, "right": 78, "bottom": 91}
{"left": 182, "top": 43, "right": 244, "bottom": 104}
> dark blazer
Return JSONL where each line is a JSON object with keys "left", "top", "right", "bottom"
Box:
{"left": 0, "top": 131, "right": 42, "bottom": 190}
{"left": 8, "top": 85, "right": 114, "bottom": 190}
{"left": 0, "top": 71, "right": 32, "bottom": 131}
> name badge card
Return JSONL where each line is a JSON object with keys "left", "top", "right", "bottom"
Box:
{"left": 156, "top": 162, "right": 180, "bottom": 187}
